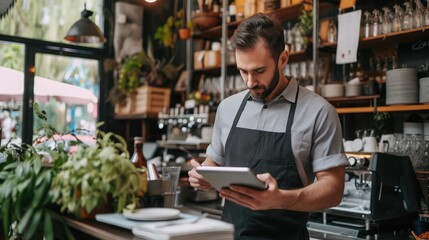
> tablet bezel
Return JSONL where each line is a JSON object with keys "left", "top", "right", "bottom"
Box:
{"left": 196, "top": 166, "right": 267, "bottom": 191}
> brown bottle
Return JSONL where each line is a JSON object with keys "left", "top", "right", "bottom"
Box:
{"left": 131, "top": 137, "right": 147, "bottom": 168}
{"left": 131, "top": 137, "right": 148, "bottom": 197}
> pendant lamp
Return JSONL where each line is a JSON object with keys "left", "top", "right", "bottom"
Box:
{"left": 64, "top": 3, "right": 106, "bottom": 43}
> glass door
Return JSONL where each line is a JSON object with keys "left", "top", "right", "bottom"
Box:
{"left": 0, "top": 41, "right": 25, "bottom": 145}
{"left": 33, "top": 53, "right": 99, "bottom": 142}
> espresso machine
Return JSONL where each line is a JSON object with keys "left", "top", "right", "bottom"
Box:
{"left": 308, "top": 152, "right": 423, "bottom": 238}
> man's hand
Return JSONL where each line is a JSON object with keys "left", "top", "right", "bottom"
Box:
{"left": 187, "top": 159, "right": 213, "bottom": 191}
{"left": 219, "top": 173, "right": 282, "bottom": 210}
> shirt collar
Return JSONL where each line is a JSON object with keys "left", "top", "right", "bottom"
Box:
{"left": 246, "top": 77, "right": 298, "bottom": 104}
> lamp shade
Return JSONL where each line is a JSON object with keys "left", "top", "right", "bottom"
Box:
{"left": 64, "top": 7, "right": 106, "bottom": 43}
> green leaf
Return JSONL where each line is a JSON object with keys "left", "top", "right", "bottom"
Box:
{"left": 17, "top": 207, "right": 34, "bottom": 233}
{"left": 44, "top": 212, "right": 54, "bottom": 240}
{"left": 32, "top": 180, "right": 49, "bottom": 209}
{"left": 33, "top": 157, "right": 41, "bottom": 175}
{"left": 24, "top": 209, "right": 42, "bottom": 240}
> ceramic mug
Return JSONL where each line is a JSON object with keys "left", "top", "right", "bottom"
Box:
{"left": 363, "top": 136, "right": 378, "bottom": 152}
{"left": 378, "top": 134, "right": 395, "bottom": 152}
{"left": 344, "top": 140, "right": 354, "bottom": 152}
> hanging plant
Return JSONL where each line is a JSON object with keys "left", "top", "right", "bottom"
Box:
{"left": 154, "top": 9, "right": 193, "bottom": 48}
{"left": 299, "top": 9, "right": 313, "bottom": 45}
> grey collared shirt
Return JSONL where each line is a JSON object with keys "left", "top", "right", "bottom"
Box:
{"left": 206, "top": 78, "right": 349, "bottom": 186}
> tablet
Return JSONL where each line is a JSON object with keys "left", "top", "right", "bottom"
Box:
{"left": 196, "top": 166, "right": 267, "bottom": 191}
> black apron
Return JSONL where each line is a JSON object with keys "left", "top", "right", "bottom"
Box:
{"left": 221, "top": 88, "right": 309, "bottom": 240}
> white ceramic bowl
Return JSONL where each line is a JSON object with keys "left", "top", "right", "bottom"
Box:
{"left": 322, "top": 84, "right": 344, "bottom": 98}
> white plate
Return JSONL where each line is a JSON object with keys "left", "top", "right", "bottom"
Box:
{"left": 123, "top": 208, "right": 181, "bottom": 221}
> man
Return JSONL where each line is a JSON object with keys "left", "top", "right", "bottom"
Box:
{"left": 188, "top": 13, "right": 348, "bottom": 239}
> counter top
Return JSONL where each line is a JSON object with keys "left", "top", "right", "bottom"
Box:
{"left": 53, "top": 202, "right": 413, "bottom": 240}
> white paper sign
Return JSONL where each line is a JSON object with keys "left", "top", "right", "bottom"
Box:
{"left": 336, "top": 10, "right": 362, "bottom": 64}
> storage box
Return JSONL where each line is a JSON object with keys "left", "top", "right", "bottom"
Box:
{"left": 244, "top": 0, "right": 256, "bottom": 18}
{"left": 194, "top": 51, "right": 206, "bottom": 70}
{"left": 204, "top": 50, "right": 221, "bottom": 68}
{"left": 114, "top": 86, "right": 171, "bottom": 115}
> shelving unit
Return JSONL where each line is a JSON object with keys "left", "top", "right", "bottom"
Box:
{"left": 320, "top": 25, "right": 429, "bottom": 50}
{"left": 192, "top": 2, "right": 312, "bottom": 40}
{"left": 337, "top": 104, "right": 429, "bottom": 114}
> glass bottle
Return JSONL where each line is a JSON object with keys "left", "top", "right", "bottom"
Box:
{"left": 393, "top": 4, "right": 403, "bottom": 32}
{"left": 402, "top": 2, "right": 414, "bottom": 30}
{"left": 367, "top": 56, "right": 375, "bottom": 82}
{"left": 424, "top": 0, "right": 429, "bottom": 26}
{"left": 131, "top": 136, "right": 147, "bottom": 169}
{"left": 382, "top": 55, "right": 389, "bottom": 82}
{"left": 391, "top": 53, "right": 398, "bottom": 69}
{"left": 414, "top": 0, "right": 424, "bottom": 28}
{"left": 373, "top": 9, "right": 382, "bottom": 37}
{"left": 375, "top": 56, "right": 383, "bottom": 83}
{"left": 327, "top": 19, "right": 337, "bottom": 43}
{"left": 382, "top": 7, "right": 392, "bottom": 34}
{"left": 212, "top": 0, "right": 220, "bottom": 13}
{"left": 229, "top": 0, "right": 236, "bottom": 22}
{"left": 363, "top": 11, "right": 372, "bottom": 38}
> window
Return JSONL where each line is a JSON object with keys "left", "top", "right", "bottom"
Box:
{"left": 0, "top": 0, "right": 104, "bottom": 48}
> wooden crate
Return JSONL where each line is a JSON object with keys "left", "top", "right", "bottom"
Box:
{"left": 115, "top": 86, "right": 171, "bottom": 115}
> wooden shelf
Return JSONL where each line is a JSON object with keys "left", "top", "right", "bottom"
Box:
{"left": 192, "top": 50, "right": 309, "bottom": 74}
{"left": 157, "top": 140, "right": 209, "bottom": 150}
{"left": 114, "top": 113, "right": 158, "bottom": 120}
{"left": 336, "top": 104, "right": 429, "bottom": 114}
{"left": 193, "top": 2, "right": 311, "bottom": 40}
{"left": 327, "top": 95, "right": 379, "bottom": 103}
{"left": 289, "top": 50, "right": 310, "bottom": 63}
{"left": 320, "top": 26, "right": 429, "bottom": 50}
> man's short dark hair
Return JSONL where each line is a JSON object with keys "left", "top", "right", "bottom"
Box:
{"left": 230, "top": 13, "right": 285, "bottom": 61}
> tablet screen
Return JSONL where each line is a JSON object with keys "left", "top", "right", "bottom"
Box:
{"left": 196, "top": 166, "right": 267, "bottom": 191}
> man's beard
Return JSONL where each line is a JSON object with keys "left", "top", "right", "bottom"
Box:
{"left": 250, "top": 65, "right": 280, "bottom": 100}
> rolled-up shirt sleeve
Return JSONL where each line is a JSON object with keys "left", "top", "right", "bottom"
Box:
{"left": 311, "top": 104, "right": 349, "bottom": 172}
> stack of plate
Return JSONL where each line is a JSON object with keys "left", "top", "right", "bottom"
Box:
{"left": 419, "top": 77, "right": 429, "bottom": 103}
{"left": 403, "top": 122, "right": 423, "bottom": 135}
{"left": 386, "top": 68, "right": 418, "bottom": 105}
{"left": 345, "top": 83, "right": 362, "bottom": 97}
{"left": 322, "top": 84, "right": 344, "bottom": 98}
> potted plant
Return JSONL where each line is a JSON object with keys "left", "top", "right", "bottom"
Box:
{"left": 154, "top": 8, "right": 193, "bottom": 47}
{"left": 0, "top": 102, "right": 146, "bottom": 239}
{"left": 109, "top": 42, "right": 182, "bottom": 115}
{"left": 50, "top": 123, "right": 145, "bottom": 218}
{"left": 299, "top": 9, "right": 313, "bottom": 45}
{"left": 0, "top": 103, "right": 72, "bottom": 240}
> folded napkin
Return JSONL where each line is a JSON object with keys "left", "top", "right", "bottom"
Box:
{"left": 132, "top": 217, "right": 234, "bottom": 240}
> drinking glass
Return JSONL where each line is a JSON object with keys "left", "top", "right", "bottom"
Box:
{"left": 162, "top": 166, "right": 181, "bottom": 208}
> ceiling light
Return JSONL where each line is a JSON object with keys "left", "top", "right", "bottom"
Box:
{"left": 64, "top": 3, "right": 106, "bottom": 43}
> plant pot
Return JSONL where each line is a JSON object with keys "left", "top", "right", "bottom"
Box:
{"left": 178, "top": 28, "right": 191, "bottom": 40}
{"left": 79, "top": 196, "right": 112, "bottom": 219}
